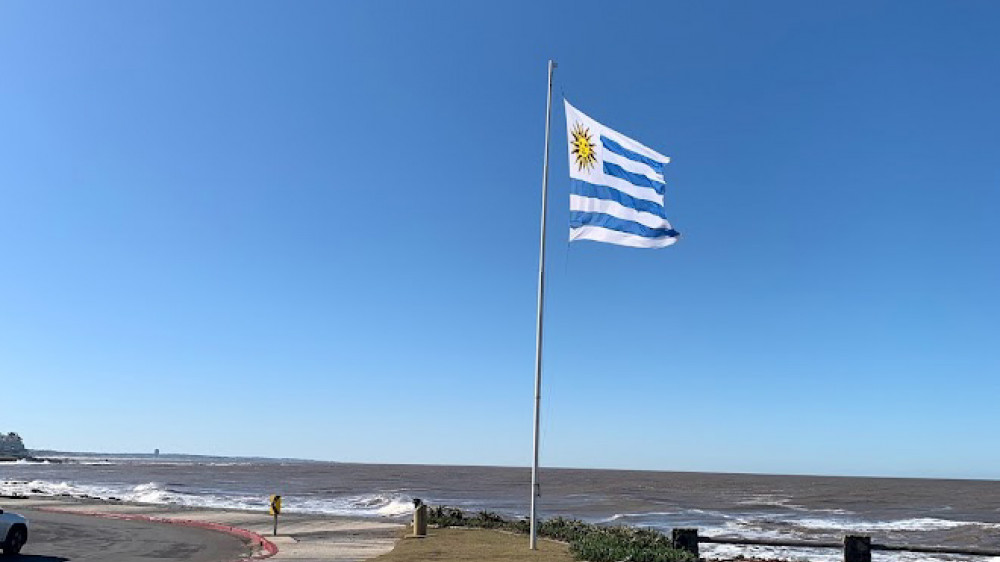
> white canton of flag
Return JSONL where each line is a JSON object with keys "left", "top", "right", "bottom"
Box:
{"left": 564, "top": 100, "right": 679, "bottom": 248}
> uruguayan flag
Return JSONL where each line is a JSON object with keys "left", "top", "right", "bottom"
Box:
{"left": 565, "top": 100, "right": 679, "bottom": 248}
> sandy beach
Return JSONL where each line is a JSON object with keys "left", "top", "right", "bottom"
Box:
{"left": 2, "top": 496, "right": 403, "bottom": 562}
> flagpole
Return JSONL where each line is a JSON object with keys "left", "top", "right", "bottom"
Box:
{"left": 530, "top": 58, "right": 556, "bottom": 551}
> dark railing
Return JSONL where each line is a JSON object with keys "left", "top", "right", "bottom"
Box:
{"left": 671, "top": 528, "right": 1000, "bottom": 562}
{"left": 702, "top": 536, "right": 842, "bottom": 549}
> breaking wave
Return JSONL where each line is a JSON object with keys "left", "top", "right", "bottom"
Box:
{"left": 598, "top": 508, "right": 1000, "bottom": 562}
{"left": 0, "top": 479, "right": 413, "bottom": 518}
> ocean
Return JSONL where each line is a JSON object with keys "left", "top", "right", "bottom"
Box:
{"left": 3, "top": 454, "right": 1000, "bottom": 562}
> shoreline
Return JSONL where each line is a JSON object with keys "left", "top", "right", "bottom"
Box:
{"left": 2, "top": 495, "right": 404, "bottom": 561}
{"left": 8, "top": 461, "right": 1000, "bottom": 562}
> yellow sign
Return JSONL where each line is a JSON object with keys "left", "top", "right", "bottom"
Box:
{"left": 269, "top": 494, "right": 282, "bottom": 516}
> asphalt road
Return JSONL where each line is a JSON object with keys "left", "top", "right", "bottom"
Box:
{"left": 7, "top": 509, "right": 250, "bottom": 562}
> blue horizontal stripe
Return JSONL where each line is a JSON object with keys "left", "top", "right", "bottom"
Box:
{"left": 600, "top": 135, "right": 666, "bottom": 175}
{"left": 570, "top": 180, "right": 665, "bottom": 218}
{"left": 570, "top": 211, "right": 679, "bottom": 239}
{"left": 603, "top": 162, "right": 666, "bottom": 195}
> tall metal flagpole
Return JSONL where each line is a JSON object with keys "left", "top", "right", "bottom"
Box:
{"left": 530, "top": 58, "right": 556, "bottom": 551}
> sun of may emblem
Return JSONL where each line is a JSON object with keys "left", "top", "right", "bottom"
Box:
{"left": 570, "top": 122, "right": 597, "bottom": 172}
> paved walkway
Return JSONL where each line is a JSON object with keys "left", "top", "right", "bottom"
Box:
{"left": 3, "top": 498, "right": 403, "bottom": 562}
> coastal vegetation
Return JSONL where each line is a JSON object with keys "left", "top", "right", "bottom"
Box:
{"left": 0, "top": 432, "right": 27, "bottom": 458}
{"left": 427, "top": 506, "right": 696, "bottom": 562}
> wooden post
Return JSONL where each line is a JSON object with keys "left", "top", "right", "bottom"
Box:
{"left": 844, "top": 535, "right": 871, "bottom": 562}
{"left": 672, "top": 528, "right": 699, "bottom": 557}
{"left": 273, "top": 513, "right": 278, "bottom": 536}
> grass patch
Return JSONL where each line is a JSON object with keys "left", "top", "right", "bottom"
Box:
{"left": 427, "top": 507, "right": 696, "bottom": 562}
{"left": 373, "top": 526, "right": 573, "bottom": 562}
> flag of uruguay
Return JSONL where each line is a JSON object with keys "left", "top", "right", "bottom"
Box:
{"left": 565, "top": 100, "right": 679, "bottom": 248}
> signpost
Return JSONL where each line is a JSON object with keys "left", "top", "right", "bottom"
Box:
{"left": 268, "top": 494, "right": 282, "bottom": 536}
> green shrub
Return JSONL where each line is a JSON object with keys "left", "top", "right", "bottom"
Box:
{"left": 570, "top": 533, "right": 694, "bottom": 562}
{"left": 425, "top": 506, "right": 696, "bottom": 562}
{"left": 569, "top": 526, "right": 694, "bottom": 562}
{"left": 428, "top": 505, "right": 465, "bottom": 528}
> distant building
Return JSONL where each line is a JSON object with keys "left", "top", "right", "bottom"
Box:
{"left": 154, "top": 448, "right": 160, "bottom": 456}
{"left": 0, "top": 432, "right": 27, "bottom": 457}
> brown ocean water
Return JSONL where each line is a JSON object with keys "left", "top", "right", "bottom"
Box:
{"left": 4, "top": 455, "right": 1000, "bottom": 561}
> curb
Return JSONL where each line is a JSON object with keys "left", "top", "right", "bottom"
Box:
{"left": 37, "top": 507, "right": 279, "bottom": 561}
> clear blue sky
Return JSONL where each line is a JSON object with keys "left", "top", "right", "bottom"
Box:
{"left": 2, "top": 1, "right": 998, "bottom": 479}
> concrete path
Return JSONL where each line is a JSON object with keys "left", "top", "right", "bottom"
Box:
{"left": 9, "top": 508, "right": 248, "bottom": 562}
{"left": 2, "top": 498, "right": 403, "bottom": 562}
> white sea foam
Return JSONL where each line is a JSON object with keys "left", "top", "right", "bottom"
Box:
{"left": 703, "top": 542, "right": 1000, "bottom": 562}
{"left": 603, "top": 508, "right": 736, "bottom": 524}
{"left": 791, "top": 516, "right": 1000, "bottom": 532}
{"left": 600, "top": 507, "right": 1000, "bottom": 562}
{"left": 736, "top": 494, "right": 798, "bottom": 507}
{"left": 0, "top": 479, "right": 413, "bottom": 518}
{"left": 600, "top": 509, "right": 998, "bottom": 540}
{"left": 703, "top": 543, "right": 841, "bottom": 562}
{"left": 735, "top": 494, "right": 851, "bottom": 515}
{"left": 603, "top": 510, "right": 687, "bottom": 523}
{"left": 695, "top": 513, "right": 1000, "bottom": 562}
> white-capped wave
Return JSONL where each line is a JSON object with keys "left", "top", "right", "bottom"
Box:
{"left": 735, "top": 494, "right": 851, "bottom": 515}
{"left": 736, "top": 494, "right": 798, "bottom": 507}
{"left": 603, "top": 508, "right": 735, "bottom": 525}
{"left": 0, "top": 479, "right": 414, "bottom": 518}
{"left": 603, "top": 510, "right": 686, "bottom": 523}
{"left": 696, "top": 514, "right": 1000, "bottom": 562}
{"left": 602, "top": 506, "right": 1000, "bottom": 562}
{"left": 703, "top": 543, "right": 841, "bottom": 562}
{"left": 791, "top": 516, "right": 1000, "bottom": 533}
{"left": 703, "top": 543, "right": 1000, "bottom": 562}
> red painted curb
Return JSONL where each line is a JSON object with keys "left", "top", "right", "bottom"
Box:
{"left": 38, "top": 507, "right": 279, "bottom": 561}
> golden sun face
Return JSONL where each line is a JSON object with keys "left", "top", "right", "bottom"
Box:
{"left": 570, "top": 122, "right": 597, "bottom": 172}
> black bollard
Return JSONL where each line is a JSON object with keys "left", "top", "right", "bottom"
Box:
{"left": 672, "top": 528, "right": 699, "bottom": 558}
{"left": 844, "top": 535, "right": 871, "bottom": 562}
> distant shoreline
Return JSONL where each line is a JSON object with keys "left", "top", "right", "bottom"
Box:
{"left": 0, "top": 455, "right": 63, "bottom": 463}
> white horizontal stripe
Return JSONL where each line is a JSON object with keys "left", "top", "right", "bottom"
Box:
{"left": 602, "top": 150, "right": 664, "bottom": 183}
{"left": 570, "top": 225, "right": 679, "bottom": 248}
{"left": 597, "top": 173, "right": 664, "bottom": 205}
{"left": 569, "top": 194, "right": 670, "bottom": 230}
{"left": 601, "top": 128, "right": 670, "bottom": 164}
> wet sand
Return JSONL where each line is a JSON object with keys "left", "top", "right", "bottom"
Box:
{"left": 3, "top": 497, "right": 403, "bottom": 562}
